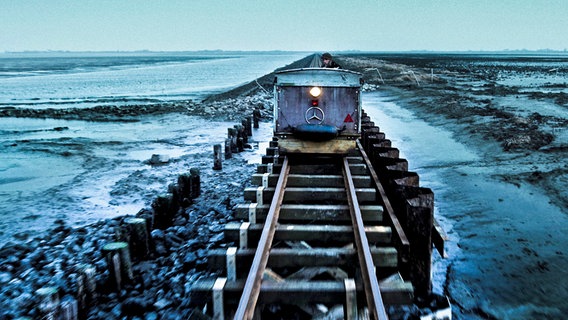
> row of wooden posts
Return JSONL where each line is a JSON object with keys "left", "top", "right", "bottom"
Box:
{"left": 34, "top": 110, "right": 260, "bottom": 319}
{"left": 34, "top": 110, "right": 264, "bottom": 319}
{"left": 35, "top": 170, "right": 204, "bottom": 319}
{"left": 359, "top": 111, "right": 438, "bottom": 299}
{"left": 35, "top": 112, "right": 437, "bottom": 317}
{"left": 213, "top": 113, "right": 259, "bottom": 170}
{"left": 35, "top": 167, "right": 201, "bottom": 319}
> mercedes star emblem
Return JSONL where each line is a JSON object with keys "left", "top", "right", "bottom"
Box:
{"left": 305, "top": 107, "right": 325, "bottom": 124}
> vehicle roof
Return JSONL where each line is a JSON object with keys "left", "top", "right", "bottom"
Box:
{"left": 274, "top": 68, "right": 362, "bottom": 87}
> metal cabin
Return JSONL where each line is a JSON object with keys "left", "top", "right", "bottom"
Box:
{"left": 273, "top": 68, "right": 363, "bottom": 154}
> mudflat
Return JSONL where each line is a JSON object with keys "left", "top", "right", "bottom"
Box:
{"left": 339, "top": 53, "right": 568, "bottom": 319}
{"left": 0, "top": 53, "right": 566, "bottom": 319}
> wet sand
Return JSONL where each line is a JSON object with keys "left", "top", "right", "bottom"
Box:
{"left": 340, "top": 54, "right": 568, "bottom": 319}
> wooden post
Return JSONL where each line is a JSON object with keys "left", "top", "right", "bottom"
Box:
{"left": 361, "top": 120, "right": 375, "bottom": 128}
{"left": 189, "top": 167, "right": 201, "bottom": 198}
{"left": 241, "top": 119, "right": 249, "bottom": 143}
{"left": 237, "top": 137, "right": 244, "bottom": 152}
{"left": 228, "top": 128, "right": 238, "bottom": 153}
{"left": 59, "top": 296, "right": 79, "bottom": 320}
{"left": 344, "top": 279, "right": 358, "bottom": 319}
{"left": 237, "top": 124, "right": 245, "bottom": 139}
{"left": 213, "top": 278, "right": 227, "bottom": 320}
{"left": 168, "top": 183, "right": 181, "bottom": 209}
{"left": 151, "top": 194, "right": 176, "bottom": 229}
{"left": 213, "top": 144, "right": 223, "bottom": 170}
{"left": 372, "top": 146, "right": 398, "bottom": 159}
{"left": 246, "top": 117, "right": 253, "bottom": 136}
{"left": 406, "top": 205, "right": 433, "bottom": 298}
{"left": 253, "top": 107, "right": 261, "bottom": 128}
{"left": 76, "top": 264, "right": 97, "bottom": 313}
{"left": 394, "top": 186, "right": 434, "bottom": 299}
{"left": 102, "top": 242, "right": 134, "bottom": 291}
{"left": 224, "top": 138, "right": 232, "bottom": 159}
{"left": 385, "top": 170, "right": 419, "bottom": 188}
{"left": 123, "top": 217, "right": 151, "bottom": 260}
{"left": 235, "top": 125, "right": 244, "bottom": 152}
{"left": 36, "top": 287, "right": 59, "bottom": 320}
{"left": 366, "top": 133, "right": 387, "bottom": 151}
{"left": 177, "top": 173, "right": 193, "bottom": 207}
{"left": 269, "top": 137, "right": 279, "bottom": 148}
{"left": 361, "top": 126, "right": 380, "bottom": 150}
{"left": 380, "top": 158, "right": 409, "bottom": 172}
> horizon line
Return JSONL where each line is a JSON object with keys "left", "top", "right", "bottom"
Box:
{"left": 2, "top": 48, "right": 568, "bottom": 56}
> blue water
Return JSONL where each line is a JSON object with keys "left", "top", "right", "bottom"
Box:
{"left": 363, "top": 90, "right": 568, "bottom": 319}
{"left": 0, "top": 51, "right": 307, "bottom": 108}
{"left": 0, "top": 52, "right": 305, "bottom": 238}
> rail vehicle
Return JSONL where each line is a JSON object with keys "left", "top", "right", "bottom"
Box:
{"left": 273, "top": 68, "right": 363, "bottom": 154}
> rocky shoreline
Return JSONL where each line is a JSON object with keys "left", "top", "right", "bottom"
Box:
{"left": 0, "top": 93, "right": 274, "bottom": 123}
{"left": 0, "top": 88, "right": 274, "bottom": 318}
{"left": 0, "top": 130, "right": 259, "bottom": 319}
{"left": 1, "top": 53, "right": 567, "bottom": 319}
{"left": 340, "top": 53, "right": 567, "bottom": 318}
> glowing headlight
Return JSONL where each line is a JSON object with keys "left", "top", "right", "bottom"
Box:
{"left": 309, "top": 86, "right": 322, "bottom": 98}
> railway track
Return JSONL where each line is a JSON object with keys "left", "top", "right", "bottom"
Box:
{"left": 190, "top": 124, "right": 446, "bottom": 319}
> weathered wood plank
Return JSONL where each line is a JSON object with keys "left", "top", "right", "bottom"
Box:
{"left": 190, "top": 279, "right": 413, "bottom": 306}
{"left": 251, "top": 174, "right": 372, "bottom": 188}
{"left": 243, "top": 187, "right": 376, "bottom": 203}
{"left": 225, "top": 222, "right": 392, "bottom": 244}
{"left": 234, "top": 203, "right": 384, "bottom": 222}
{"left": 277, "top": 137, "right": 358, "bottom": 154}
{"left": 285, "top": 267, "right": 348, "bottom": 281}
{"left": 432, "top": 218, "right": 448, "bottom": 258}
{"left": 207, "top": 247, "right": 398, "bottom": 271}
{"left": 345, "top": 156, "right": 364, "bottom": 164}
{"left": 262, "top": 155, "right": 283, "bottom": 164}
{"left": 256, "top": 163, "right": 368, "bottom": 175}
{"left": 356, "top": 140, "right": 410, "bottom": 278}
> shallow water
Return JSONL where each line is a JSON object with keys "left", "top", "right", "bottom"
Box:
{"left": 0, "top": 52, "right": 305, "bottom": 240}
{"left": 363, "top": 91, "right": 568, "bottom": 319}
{"left": 0, "top": 114, "right": 235, "bottom": 233}
{"left": 362, "top": 93, "right": 480, "bottom": 167}
{"left": 0, "top": 52, "right": 306, "bottom": 108}
{"left": 363, "top": 91, "right": 474, "bottom": 290}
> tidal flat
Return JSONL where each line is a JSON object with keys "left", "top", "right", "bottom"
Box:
{"left": 0, "top": 52, "right": 566, "bottom": 319}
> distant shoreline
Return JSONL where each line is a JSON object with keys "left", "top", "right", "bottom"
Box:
{"left": 2, "top": 49, "right": 567, "bottom": 56}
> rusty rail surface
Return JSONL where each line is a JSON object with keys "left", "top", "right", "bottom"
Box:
{"left": 233, "top": 157, "right": 290, "bottom": 320}
{"left": 356, "top": 139, "right": 410, "bottom": 252}
{"left": 190, "top": 140, "right": 439, "bottom": 318}
{"left": 233, "top": 155, "right": 390, "bottom": 320}
{"left": 342, "top": 156, "right": 388, "bottom": 320}
{"left": 188, "top": 114, "right": 451, "bottom": 318}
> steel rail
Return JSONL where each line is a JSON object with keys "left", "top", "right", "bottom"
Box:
{"left": 233, "top": 156, "right": 290, "bottom": 320}
{"left": 356, "top": 139, "right": 409, "bottom": 249}
{"left": 342, "top": 156, "right": 389, "bottom": 320}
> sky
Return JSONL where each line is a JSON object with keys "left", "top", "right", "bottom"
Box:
{"left": 1, "top": 0, "right": 567, "bottom": 52}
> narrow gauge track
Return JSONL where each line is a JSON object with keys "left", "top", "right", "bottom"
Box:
{"left": 191, "top": 136, "right": 434, "bottom": 319}
{"left": 234, "top": 153, "right": 390, "bottom": 320}
{"left": 191, "top": 64, "right": 448, "bottom": 319}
